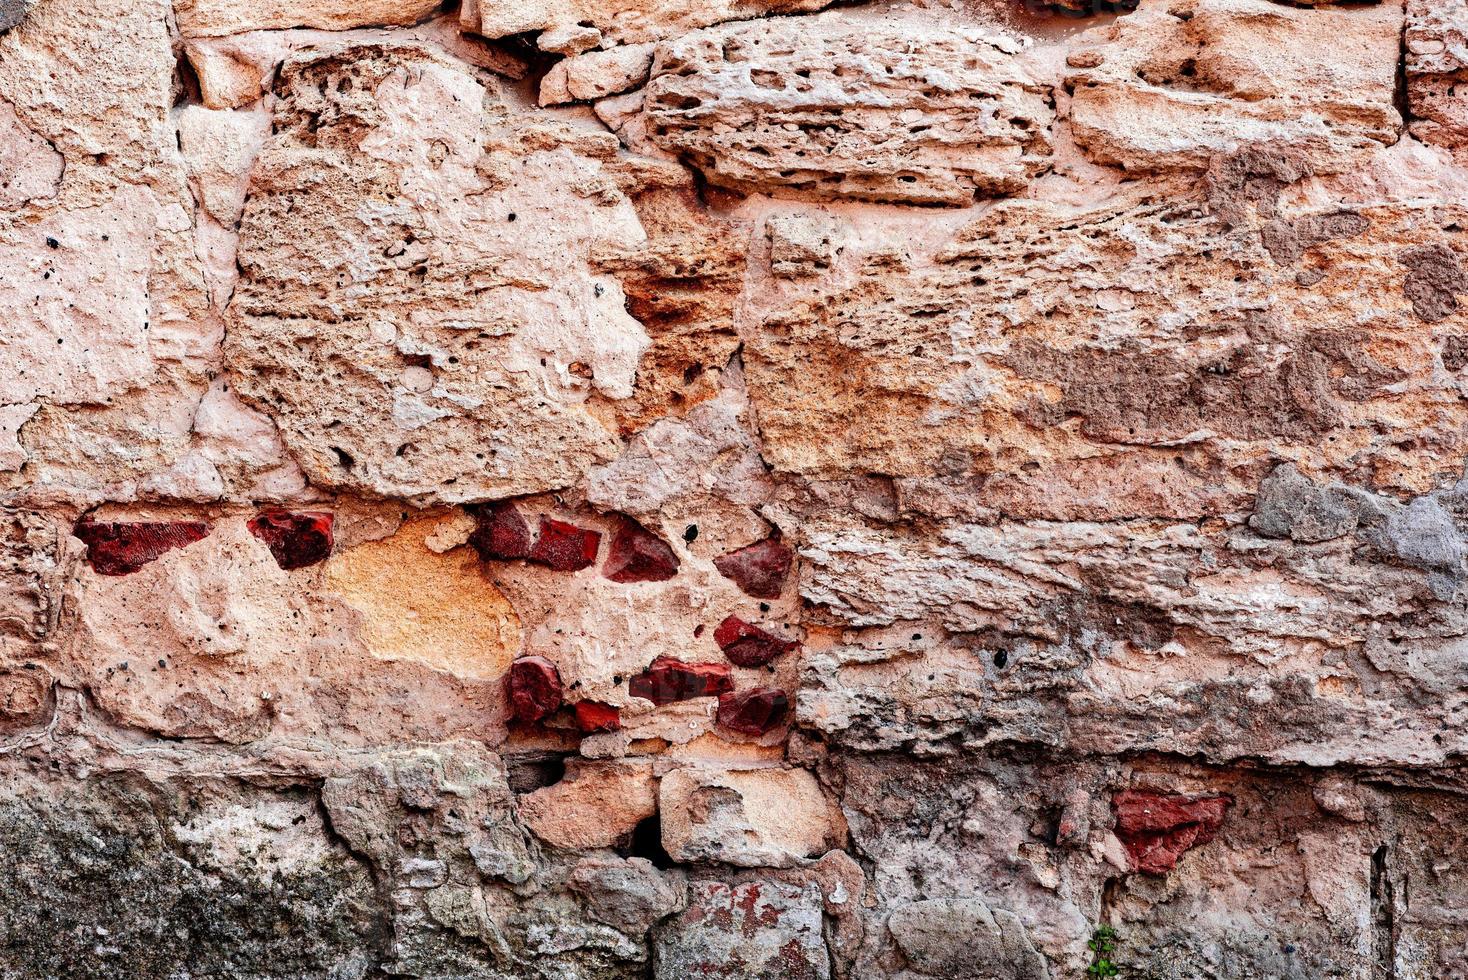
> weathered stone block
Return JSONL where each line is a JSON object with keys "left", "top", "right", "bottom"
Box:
{"left": 640, "top": 15, "right": 1054, "bottom": 205}
{"left": 1066, "top": 0, "right": 1402, "bottom": 174}
{"left": 660, "top": 767, "right": 840, "bottom": 867}
{"left": 518, "top": 761, "right": 656, "bottom": 849}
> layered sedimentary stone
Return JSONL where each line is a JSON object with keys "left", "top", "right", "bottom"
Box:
{"left": 743, "top": 192, "right": 1468, "bottom": 512}
{"left": 459, "top": 0, "right": 838, "bottom": 49}
{"left": 175, "top": 0, "right": 441, "bottom": 37}
{"left": 795, "top": 475, "right": 1468, "bottom": 765}
{"left": 1065, "top": 0, "right": 1403, "bottom": 174}
{"left": 225, "top": 42, "right": 649, "bottom": 504}
{"left": 637, "top": 14, "right": 1055, "bottom": 204}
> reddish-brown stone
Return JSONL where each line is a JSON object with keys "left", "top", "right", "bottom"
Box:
{"left": 629, "top": 656, "right": 733, "bottom": 705}
{"left": 1113, "top": 790, "right": 1231, "bottom": 875}
{"left": 468, "top": 501, "right": 534, "bottom": 560}
{"left": 603, "top": 518, "right": 680, "bottom": 583}
{"left": 507, "top": 655, "right": 563, "bottom": 724}
{"left": 74, "top": 519, "right": 210, "bottom": 576}
{"left": 712, "top": 536, "right": 793, "bottom": 598}
{"left": 530, "top": 517, "right": 602, "bottom": 572}
{"left": 713, "top": 616, "right": 798, "bottom": 668}
{"left": 717, "top": 687, "right": 789, "bottom": 735}
{"left": 247, "top": 510, "right": 333, "bottom": 570}
{"left": 574, "top": 700, "right": 621, "bottom": 734}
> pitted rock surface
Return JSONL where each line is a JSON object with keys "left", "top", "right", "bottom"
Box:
{"left": 10, "top": 0, "right": 1468, "bottom": 977}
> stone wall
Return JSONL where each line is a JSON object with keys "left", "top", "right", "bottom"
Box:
{"left": 2, "top": 0, "right": 1467, "bottom": 977}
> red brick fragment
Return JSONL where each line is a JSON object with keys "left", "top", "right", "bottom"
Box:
{"left": 717, "top": 687, "right": 789, "bottom": 735}
{"left": 530, "top": 517, "right": 601, "bottom": 572}
{"left": 712, "top": 536, "right": 793, "bottom": 599}
{"left": 629, "top": 656, "right": 733, "bottom": 705}
{"left": 469, "top": 502, "right": 533, "bottom": 560}
{"left": 507, "top": 656, "right": 563, "bottom": 724}
{"left": 574, "top": 701, "right": 621, "bottom": 734}
{"left": 247, "top": 510, "right": 333, "bottom": 570}
{"left": 74, "top": 519, "right": 210, "bottom": 576}
{"left": 603, "top": 518, "right": 680, "bottom": 583}
{"left": 471, "top": 505, "right": 602, "bottom": 573}
{"left": 713, "top": 616, "right": 798, "bottom": 668}
{"left": 1113, "top": 790, "right": 1231, "bottom": 875}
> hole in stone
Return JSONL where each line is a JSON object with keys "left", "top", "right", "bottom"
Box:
{"left": 330, "top": 446, "right": 356, "bottom": 469}
{"left": 683, "top": 524, "right": 699, "bottom": 543}
{"left": 626, "top": 814, "right": 675, "bottom": 869}
{"left": 174, "top": 49, "right": 202, "bottom": 107}
{"left": 506, "top": 753, "right": 568, "bottom": 794}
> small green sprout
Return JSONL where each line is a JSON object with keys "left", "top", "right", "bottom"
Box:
{"left": 1086, "top": 925, "right": 1121, "bottom": 978}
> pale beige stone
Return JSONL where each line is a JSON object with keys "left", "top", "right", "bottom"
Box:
{"left": 175, "top": 106, "right": 269, "bottom": 227}
{"left": 461, "top": 0, "right": 837, "bottom": 48}
{"left": 660, "top": 766, "right": 841, "bottom": 867}
{"left": 540, "top": 44, "right": 655, "bottom": 106}
{"left": 184, "top": 40, "right": 277, "bottom": 110}
{"left": 0, "top": 100, "right": 61, "bottom": 210}
{"left": 518, "top": 760, "right": 657, "bottom": 849}
{"left": 0, "top": 184, "right": 158, "bottom": 407}
{"left": 72, "top": 516, "right": 516, "bottom": 745}
{"left": 324, "top": 516, "right": 522, "bottom": 681}
{"left": 0, "top": 404, "right": 36, "bottom": 472}
{"left": 225, "top": 43, "right": 650, "bottom": 504}
{"left": 0, "top": 0, "right": 178, "bottom": 182}
{"left": 1065, "top": 0, "right": 1402, "bottom": 174}
{"left": 175, "top": 0, "right": 441, "bottom": 38}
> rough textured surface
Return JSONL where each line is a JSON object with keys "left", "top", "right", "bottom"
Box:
{"left": 1066, "top": 0, "right": 1403, "bottom": 174}
{"left": 224, "top": 43, "right": 647, "bottom": 505}
{"left": 10, "top": 0, "right": 1468, "bottom": 976}
{"left": 637, "top": 14, "right": 1055, "bottom": 204}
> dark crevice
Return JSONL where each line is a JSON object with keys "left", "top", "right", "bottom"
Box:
{"left": 625, "top": 814, "right": 675, "bottom": 869}
{"left": 1393, "top": 11, "right": 1411, "bottom": 139}
{"left": 1371, "top": 843, "right": 1397, "bottom": 980}
{"left": 173, "top": 47, "right": 201, "bottom": 108}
